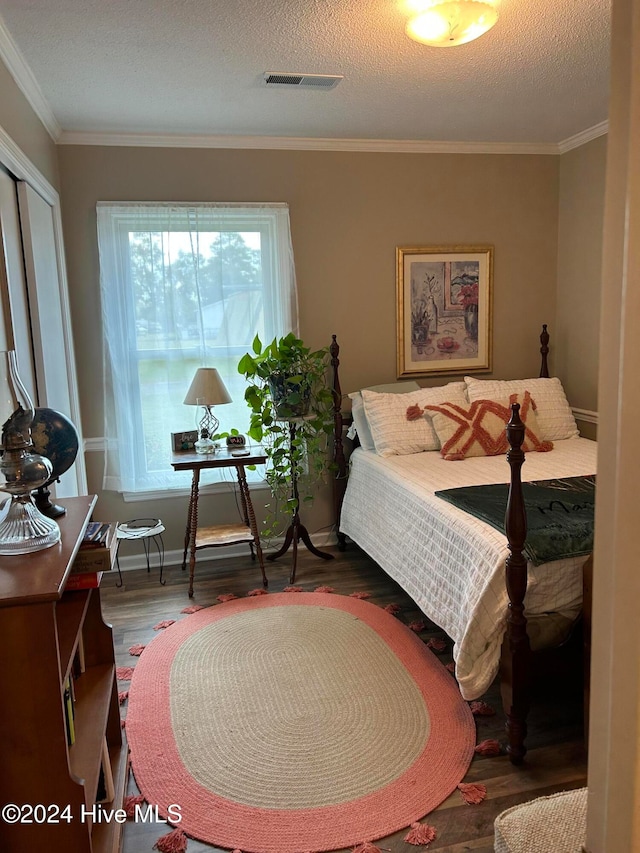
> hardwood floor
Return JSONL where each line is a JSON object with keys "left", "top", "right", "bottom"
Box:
{"left": 101, "top": 545, "right": 587, "bottom": 853}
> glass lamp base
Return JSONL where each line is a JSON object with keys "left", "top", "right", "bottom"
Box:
{"left": 0, "top": 495, "right": 61, "bottom": 555}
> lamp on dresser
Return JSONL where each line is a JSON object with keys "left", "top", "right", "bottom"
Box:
{"left": 0, "top": 267, "right": 60, "bottom": 553}
{"left": 0, "top": 350, "right": 61, "bottom": 554}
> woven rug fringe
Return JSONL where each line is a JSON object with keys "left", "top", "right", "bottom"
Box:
{"left": 458, "top": 782, "right": 487, "bottom": 804}
{"left": 123, "top": 794, "right": 145, "bottom": 818}
{"left": 404, "top": 821, "right": 437, "bottom": 845}
{"left": 153, "top": 827, "right": 188, "bottom": 852}
{"left": 469, "top": 700, "right": 496, "bottom": 716}
{"left": 475, "top": 738, "right": 501, "bottom": 756}
{"left": 116, "top": 666, "right": 135, "bottom": 680}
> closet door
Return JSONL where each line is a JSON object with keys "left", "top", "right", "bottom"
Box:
{"left": 18, "top": 181, "right": 85, "bottom": 498}
{"left": 17, "top": 181, "right": 85, "bottom": 497}
{"left": 0, "top": 165, "right": 37, "bottom": 398}
{"left": 0, "top": 168, "right": 84, "bottom": 498}
{"left": 17, "top": 184, "right": 75, "bottom": 410}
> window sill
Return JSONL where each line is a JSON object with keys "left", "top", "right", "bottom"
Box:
{"left": 122, "top": 479, "right": 270, "bottom": 503}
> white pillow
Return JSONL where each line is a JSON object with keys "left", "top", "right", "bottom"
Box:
{"left": 362, "top": 382, "right": 468, "bottom": 457}
{"left": 348, "top": 381, "right": 420, "bottom": 452}
{"left": 464, "top": 376, "right": 579, "bottom": 441}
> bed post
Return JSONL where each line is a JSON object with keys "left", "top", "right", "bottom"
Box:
{"left": 539, "top": 324, "right": 550, "bottom": 378}
{"left": 330, "top": 335, "right": 348, "bottom": 550}
{"left": 501, "top": 402, "right": 532, "bottom": 764}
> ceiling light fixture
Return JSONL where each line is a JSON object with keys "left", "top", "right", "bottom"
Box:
{"left": 406, "top": 1, "right": 499, "bottom": 47}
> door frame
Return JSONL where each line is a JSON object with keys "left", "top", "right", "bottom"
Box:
{"left": 0, "top": 122, "right": 86, "bottom": 495}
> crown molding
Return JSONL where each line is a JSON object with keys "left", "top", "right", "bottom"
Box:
{"left": 57, "top": 126, "right": 609, "bottom": 154}
{"left": 57, "top": 130, "right": 561, "bottom": 155}
{"left": 558, "top": 121, "right": 609, "bottom": 154}
{"left": 0, "top": 14, "right": 61, "bottom": 141}
{"left": 0, "top": 5, "right": 605, "bottom": 159}
{"left": 0, "top": 122, "right": 57, "bottom": 205}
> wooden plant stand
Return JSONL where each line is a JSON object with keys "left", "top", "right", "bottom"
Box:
{"left": 266, "top": 419, "right": 334, "bottom": 584}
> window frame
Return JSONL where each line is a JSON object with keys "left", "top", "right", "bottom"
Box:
{"left": 97, "top": 201, "right": 298, "bottom": 495}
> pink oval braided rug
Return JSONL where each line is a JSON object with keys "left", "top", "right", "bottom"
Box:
{"left": 126, "top": 592, "right": 475, "bottom": 852}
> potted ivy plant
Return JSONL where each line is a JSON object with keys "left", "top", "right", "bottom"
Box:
{"left": 238, "top": 333, "right": 335, "bottom": 539}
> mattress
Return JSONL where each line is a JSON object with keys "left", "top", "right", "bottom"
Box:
{"left": 339, "top": 438, "right": 597, "bottom": 700}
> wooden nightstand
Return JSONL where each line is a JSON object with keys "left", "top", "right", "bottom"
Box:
{"left": 171, "top": 447, "right": 268, "bottom": 597}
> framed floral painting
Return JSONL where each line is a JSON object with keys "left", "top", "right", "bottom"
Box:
{"left": 396, "top": 245, "right": 493, "bottom": 377}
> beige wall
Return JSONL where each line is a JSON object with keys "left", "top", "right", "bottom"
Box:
{"left": 57, "top": 145, "right": 561, "bottom": 554}
{"left": 0, "top": 60, "right": 58, "bottom": 189}
{"left": 557, "top": 135, "right": 607, "bottom": 427}
{"left": 0, "top": 53, "right": 603, "bottom": 557}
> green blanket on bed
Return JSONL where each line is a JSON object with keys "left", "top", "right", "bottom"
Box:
{"left": 435, "top": 475, "right": 596, "bottom": 566}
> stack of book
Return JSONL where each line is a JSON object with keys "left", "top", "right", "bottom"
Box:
{"left": 67, "top": 522, "right": 118, "bottom": 590}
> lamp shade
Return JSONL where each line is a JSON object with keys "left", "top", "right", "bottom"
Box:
{"left": 183, "top": 368, "right": 232, "bottom": 406}
{"left": 406, "top": 1, "right": 498, "bottom": 47}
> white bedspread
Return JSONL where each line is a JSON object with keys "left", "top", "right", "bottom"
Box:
{"left": 339, "top": 438, "right": 597, "bottom": 700}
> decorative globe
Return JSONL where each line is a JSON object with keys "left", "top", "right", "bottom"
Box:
{"left": 30, "top": 408, "right": 80, "bottom": 513}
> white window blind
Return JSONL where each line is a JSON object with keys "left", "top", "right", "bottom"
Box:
{"left": 96, "top": 202, "right": 299, "bottom": 494}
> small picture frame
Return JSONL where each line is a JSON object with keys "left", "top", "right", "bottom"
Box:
{"left": 171, "top": 430, "right": 198, "bottom": 452}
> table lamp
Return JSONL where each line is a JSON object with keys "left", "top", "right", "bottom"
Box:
{"left": 183, "top": 368, "right": 232, "bottom": 453}
{"left": 0, "top": 350, "right": 61, "bottom": 553}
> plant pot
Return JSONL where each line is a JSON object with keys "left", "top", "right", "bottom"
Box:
{"left": 268, "top": 374, "right": 311, "bottom": 419}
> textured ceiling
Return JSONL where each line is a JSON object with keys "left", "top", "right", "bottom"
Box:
{"left": 0, "top": 0, "right": 611, "bottom": 145}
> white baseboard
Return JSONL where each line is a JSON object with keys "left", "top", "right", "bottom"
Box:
{"left": 571, "top": 407, "right": 598, "bottom": 425}
{"left": 115, "top": 528, "right": 338, "bottom": 573}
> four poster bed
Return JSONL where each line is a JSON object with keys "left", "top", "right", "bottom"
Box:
{"left": 329, "top": 327, "right": 595, "bottom": 764}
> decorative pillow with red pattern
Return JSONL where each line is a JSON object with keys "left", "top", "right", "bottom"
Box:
{"left": 407, "top": 391, "right": 554, "bottom": 461}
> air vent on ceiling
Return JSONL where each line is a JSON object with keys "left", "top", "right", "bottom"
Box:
{"left": 263, "top": 72, "right": 343, "bottom": 90}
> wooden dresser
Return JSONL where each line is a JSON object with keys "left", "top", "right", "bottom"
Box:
{"left": 0, "top": 496, "right": 127, "bottom": 853}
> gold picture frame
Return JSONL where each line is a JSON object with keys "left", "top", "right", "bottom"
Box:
{"left": 396, "top": 245, "right": 493, "bottom": 378}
